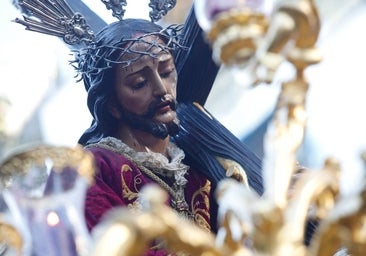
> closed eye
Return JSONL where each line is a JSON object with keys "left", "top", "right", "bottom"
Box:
{"left": 131, "top": 80, "right": 147, "bottom": 90}
{"left": 160, "top": 68, "right": 175, "bottom": 79}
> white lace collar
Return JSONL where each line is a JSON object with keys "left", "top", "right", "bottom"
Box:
{"left": 94, "top": 137, "right": 189, "bottom": 185}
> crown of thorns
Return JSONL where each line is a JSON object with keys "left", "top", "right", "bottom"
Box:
{"left": 12, "top": 0, "right": 184, "bottom": 79}
{"left": 72, "top": 24, "right": 185, "bottom": 81}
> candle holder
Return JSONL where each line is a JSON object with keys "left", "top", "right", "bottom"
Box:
{"left": 0, "top": 145, "right": 95, "bottom": 256}
{"left": 194, "top": 0, "right": 273, "bottom": 67}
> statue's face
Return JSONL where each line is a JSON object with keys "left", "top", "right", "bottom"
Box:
{"left": 109, "top": 36, "right": 179, "bottom": 138}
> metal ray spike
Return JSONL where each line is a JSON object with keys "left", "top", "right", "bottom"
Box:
{"left": 100, "top": 0, "right": 127, "bottom": 21}
{"left": 13, "top": 0, "right": 95, "bottom": 46}
{"left": 149, "top": 0, "right": 177, "bottom": 22}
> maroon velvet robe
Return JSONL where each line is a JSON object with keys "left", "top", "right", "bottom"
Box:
{"left": 85, "top": 145, "right": 213, "bottom": 255}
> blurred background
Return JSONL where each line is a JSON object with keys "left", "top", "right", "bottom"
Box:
{"left": 1, "top": 0, "right": 366, "bottom": 192}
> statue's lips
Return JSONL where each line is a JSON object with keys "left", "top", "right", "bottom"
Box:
{"left": 156, "top": 100, "right": 172, "bottom": 114}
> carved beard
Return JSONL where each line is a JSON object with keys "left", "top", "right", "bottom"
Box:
{"left": 116, "top": 97, "right": 180, "bottom": 139}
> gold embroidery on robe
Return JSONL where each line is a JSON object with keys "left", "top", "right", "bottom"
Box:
{"left": 120, "top": 164, "right": 142, "bottom": 203}
{"left": 120, "top": 164, "right": 147, "bottom": 212}
{"left": 191, "top": 180, "right": 211, "bottom": 231}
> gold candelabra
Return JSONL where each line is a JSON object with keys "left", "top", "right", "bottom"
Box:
{"left": 1, "top": 0, "right": 366, "bottom": 255}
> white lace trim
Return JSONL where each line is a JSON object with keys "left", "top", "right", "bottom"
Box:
{"left": 97, "top": 137, "right": 188, "bottom": 186}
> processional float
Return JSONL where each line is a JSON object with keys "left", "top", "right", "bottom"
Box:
{"left": 1, "top": 0, "right": 366, "bottom": 255}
